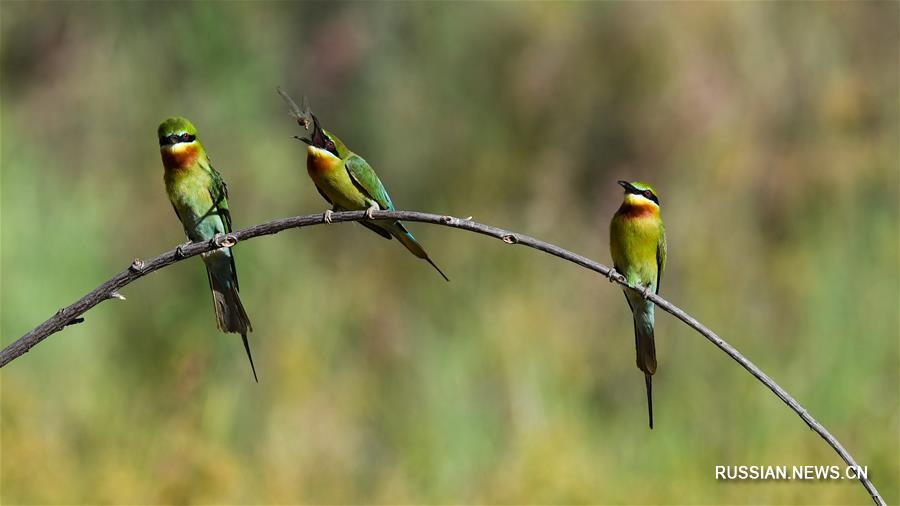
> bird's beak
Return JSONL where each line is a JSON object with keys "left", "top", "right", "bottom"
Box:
{"left": 294, "top": 135, "right": 312, "bottom": 145}
{"left": 159, "top": 134, "right": 179, "bottom": 147}
{"left": 618, "top": 180, "right": 635, "bottom": 192}
{"left": 310, "top": 114, "right": 326, "bottom": 148}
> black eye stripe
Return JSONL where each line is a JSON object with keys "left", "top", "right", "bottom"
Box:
{"left": 325, "top": 139, "right": 338, "bottom": 156}
{"left": 159, "top": 133, "right": 195, "bottom": 146}
{"left": 628, "top": 187, "right": 659, "bottom": 205}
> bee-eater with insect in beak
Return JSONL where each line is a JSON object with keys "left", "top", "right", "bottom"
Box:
{"left": 158, "top": 117, "right": 258, "bottom": 381}
{"left": 277, "top": 89, "right": 449, "bottom": 282}
{"left": 609, "top": 180, "right": 667, "bottom": 429}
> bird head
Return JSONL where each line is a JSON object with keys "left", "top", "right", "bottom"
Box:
{"left": 158, "top": 117, "right": 202, "bottom": 169}
{"left": 158, "top": 117, "right": 199, "bottom": 148}
{"left": 277, "top": 88, "right": 349, "bottom": 161}
{"left": 618, "top": 180, "right": 660, "bottom": 208}
{"left": 298, "top": 113, "right": 351, "bottom": 162}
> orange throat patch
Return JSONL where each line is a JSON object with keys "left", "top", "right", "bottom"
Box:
{"left": 617, "top": 201, "right": 658, "bottom": 219}
{"left": 306, "top": 146, "right": 340, "bottom": 175}
{"left": 160, "top": 143, "right": 200, "bottom": 170}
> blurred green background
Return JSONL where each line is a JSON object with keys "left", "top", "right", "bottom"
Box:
{"left": 2, "top": 2, "right": 897, "bottom": 504}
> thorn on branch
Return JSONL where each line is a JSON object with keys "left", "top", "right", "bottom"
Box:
{"left": 130, "top": 259, "right": 145, "bottom": 272}
{"left": 109, "top": 291, "right": 126, "bottom": 301}
{"left": 54, "top": 308, "right": 84, "bottom": 327}
{"left": 501, "top": 234, "right": 519, "bottom": 244}
{"left": 174, "top": 241, "right": 192, "bottom": 259}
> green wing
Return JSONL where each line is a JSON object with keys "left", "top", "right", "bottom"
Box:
{"left": 206, "top": 162, "right": 232, "bottom": 233}
{"left": 203, "top": 159, "right": 240, "bottom": 291}
{"left": 344, "top": 154, "right": 394, "bottom": 211}
{"left": 656, "top": 224, "right": 666, "bottom": 294}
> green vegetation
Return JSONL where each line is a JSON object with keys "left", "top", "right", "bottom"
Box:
{"left": 2, "top": 2, "right": 897, "bottom": 504}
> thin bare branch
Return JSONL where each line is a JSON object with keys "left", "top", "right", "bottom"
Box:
{"left": 0, "top": 210, "right": 884, "bottom": 505}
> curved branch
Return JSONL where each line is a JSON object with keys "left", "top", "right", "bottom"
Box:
{"left": 0, "top": 210, "right": 884, "bottom": 504}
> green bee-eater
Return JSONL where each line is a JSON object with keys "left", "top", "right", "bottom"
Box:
{"left": 158, "top": 117, "right": 257, "bottom": 381}
{"left": 609, "top": 180, "right": 667, "bottom": 429}
{"left": 278, "top": 89, "right": 448, "bottom": 281}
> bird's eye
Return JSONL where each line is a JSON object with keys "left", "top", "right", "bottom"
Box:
{"left": 180, "top": 133, "right": 195, "bottom": 142}
{"left": 643, "top": 190, "right": 653, "bottom": 199}
{"left": 326, "top": 140, "right": 336, "bottom": 152}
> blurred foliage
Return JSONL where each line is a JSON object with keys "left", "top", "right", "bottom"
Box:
{"left": 1, "top": 2, "right": 898, "bottom": 504}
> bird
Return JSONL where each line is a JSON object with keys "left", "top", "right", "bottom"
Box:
{"left": 277, "top": 89, "right": 448, "bottom": 282}
{"left": 609, "top": 180, "right": 667, "bottom": 429}
{"left": 157, "top": 116, "right": 257, "bottom": 381}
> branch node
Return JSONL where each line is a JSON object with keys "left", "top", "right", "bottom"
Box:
{"left": 501, "top": 234, "right": 519, "bottom": 244}
{"left": 65, "top": 317, "right": 85, "bottom": 327}
{"left": 129, "top": 259, "right": 145, "bottom": 272}
{"left": 174, "top": 241, "right": 192, "bottom": 259}
{"left": 440, "top": 215, "right": 454, "bottom": 224}
{"left": 54, "top": 308, "right": 83, "bottom": 327}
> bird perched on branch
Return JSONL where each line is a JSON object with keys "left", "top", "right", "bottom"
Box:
{"left": 609, "top": 180, "right": 667, "bottom": 428}
{"left": 277, "top": 88, "right": 448, "bottom": 281}
{"left": 157, "top": 117, "right": 257, "bottom": 381}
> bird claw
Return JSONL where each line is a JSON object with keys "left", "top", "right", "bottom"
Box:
{"left": 641, "top": 284, "right": 653, "bottom": 299}
{"left": 212, "top": 233, "right": 238, "bottom": 248}
{"left": 606, "top": 268, "right": 619, "bottom": 282}
{"left": 365, "top": 205, "right": 378, "bottom": 220}
{"left": 174, "top": 240, "right": 192, "bottom": 258}
{"left": 323, "top": 209, "right": 334, "bottom": 224}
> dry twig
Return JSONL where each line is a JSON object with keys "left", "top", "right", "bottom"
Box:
{"left": 0, "top": 210, "right": 884, "bottom": 505}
